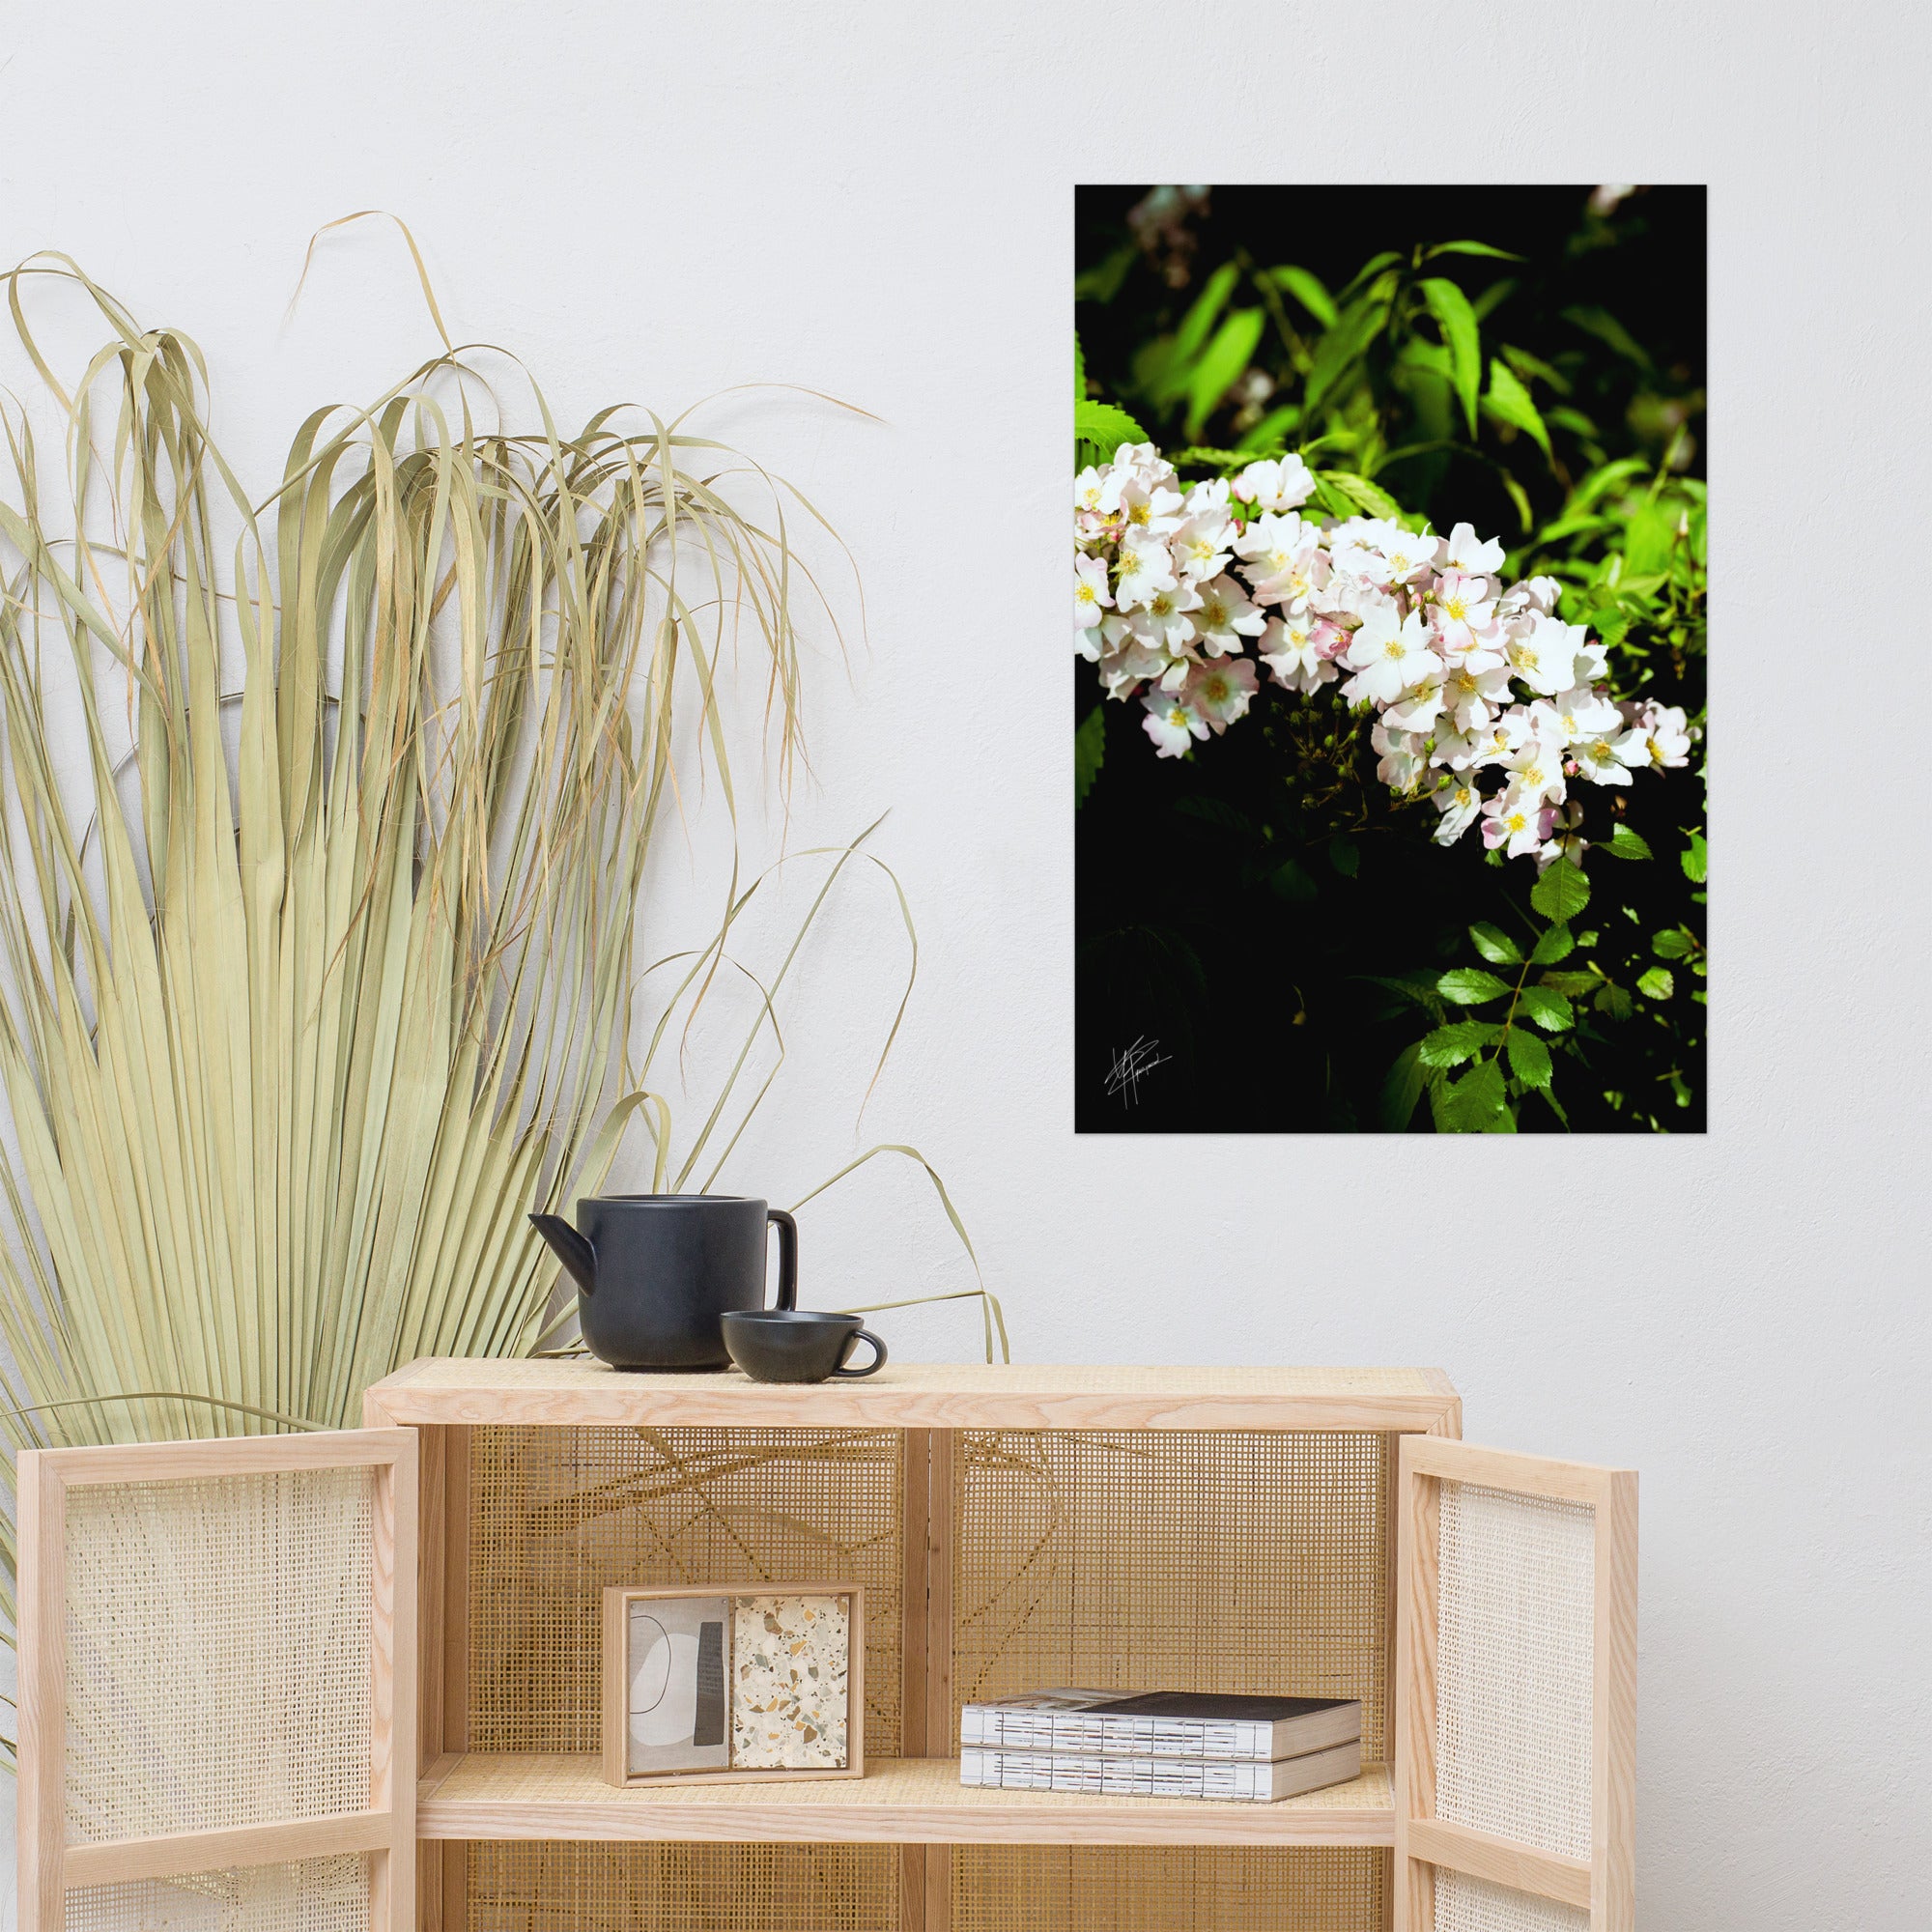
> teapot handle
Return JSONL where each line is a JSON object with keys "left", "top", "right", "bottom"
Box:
{"left": 767, "top": 1208, "right": 798, "bottom": 1311}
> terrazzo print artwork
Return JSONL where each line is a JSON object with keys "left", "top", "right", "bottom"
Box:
{"left": 730, "top": 1594, "right": 851, "bottom": 1769}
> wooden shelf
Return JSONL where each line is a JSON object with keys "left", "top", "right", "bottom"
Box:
{"left": 416, "top": 1753, "right": 1395, "bottom": 1848}
{"left": 367, "top": 1357, "right": 1461, "bottom": 1434}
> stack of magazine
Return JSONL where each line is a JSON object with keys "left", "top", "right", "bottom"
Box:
{"left": 958, "top": 1689, "right": 1362, "bottom": 1804}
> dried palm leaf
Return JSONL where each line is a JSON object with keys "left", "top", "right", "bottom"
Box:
{"left": 0, "top": 238, "right": 999, "bottom": 1767}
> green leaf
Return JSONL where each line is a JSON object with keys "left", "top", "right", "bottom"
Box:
{"left": 1185, "top": 307, "right": 1266, "bottom": 438}
{"left": 1172, "top": 264, "right": 1242, "bottom": 367}
{"left": 1074, "top": 399, "right": 1149, "bottom": 460}
{"left": 1074, "top": 705, "right": 1104, "bottom": 808}
{"left": 1336, "top": 251, "right": 1401, "bottom": 302}
{"left": 1471, "top": 277, "right": 1518, "bottom": 323}
{"left": 1310, "top": 474, "right": 1358, "bottom": 519}
{"left": 1305, "top": 296, "right": 1391, "bottom": 414}
{"left": 1653, "top": 927, "right": 1694, "bottom": 959}
{"left": 1534, "top": 1083, "right": 1571, "bottom": 1127}
{"left": 1499, "top": 469, "right": 1534, "bottom": 535}
{"left": 1485, "top": 356, "right": 1551, "bottom": 459}
{"left": 1174, "top": 796, "right": 1254, "bottom": 835}
{"left": 1500, "top": 344, "right": 1572, "bottom": 396}
{"left": 1073, "top": 333, "right": 1086, "bottom": 401}
{"left": 1418, "top": 1020, "right": 1502, "bottom": 1069}
{"left": 1269, "top": 857, "right": 1318, "bottom": 903}
{"left": 1319, "top": 469, "right": 1404, "bottom": 520}
{"left": 1518, "top": 985, "right": 1576, "bottom": 1033}
{"left": 1530, "top": 864, "right": 1591, "bottom": 923}
{"left": 1623, "top": 498, "right": 1678, "bottom": 578}
{"left": 1436, "top": 967, "right": 1511, "bottom": 1006}
{"left": 1467, "top": 922, "right": 1521, "bottom": 966}
{"left": 1378, "top": 1042, "right": 1427, "bottom": 1131}
{"left": 1417, "top": 277, "right": 1482, "bottom": 438}
{"left": 1426, "top": 240, "right": 1524, "bottom": 263}
{"left": 1564, "top": 456, "right": 1651, "bottom": 517}
{"left": 1682, "top": 830, "right": 1708, "bottom": 884}
{"left": 1636, "top": 966, "right": 1674, "bottom": 999}
{"left": 1594, "top": 982, "right": 1634, "bottom": 1021}
{"left": 1075, "top": 243, "right": 1136, "bottom": 303}
{"left": 1236, "top": 404, "right": 1302, "bottom": 453}
{"left": 1538, "top": 971, "right": 1598, "bottom": 998}
{"left": 1328, "top": 835, "right": 1360, "bottom": 878}
{"left": 1267, "top": 265, "right": 1338, "bottom": 330}
{"left": 1440, "top": 1060, "right": 1510, "bottom": 1132}
{"left": 1362, "top": 971, "right": 1447, "bottom": 1019}
{"left": 1599, "top": 825, "right": 1654, "bottom": 862}
{"left": 1505, "top": 1027, "right": 1553, "bottom": 1089}
{"left": 1529, "top": 923, "right": 1576, "bottom": 966}
{"left": 1563, "top": 303, "right": 1654, "bottom": 371}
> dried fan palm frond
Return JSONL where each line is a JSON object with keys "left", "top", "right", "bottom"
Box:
{"left": 0, "top": 242, "right": 999, "bottom": 1767}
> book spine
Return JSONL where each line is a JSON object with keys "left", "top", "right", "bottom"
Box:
{"left": 959, "top": 1748, "right": 1274, "bottom": 1802}
{"left": 957, "top": 1709, "right": 1277, "bottom": 1761}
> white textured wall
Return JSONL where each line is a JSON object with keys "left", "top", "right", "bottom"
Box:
{"left": 3, "top": 4, "right": 1927, "bottom": 1927}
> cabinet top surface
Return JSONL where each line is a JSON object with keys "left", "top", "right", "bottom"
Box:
{"left": 364, "top": 1357, "right": 1460, "bottom": 1431}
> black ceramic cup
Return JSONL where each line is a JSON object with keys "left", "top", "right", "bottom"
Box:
{"left": 720, "top": 1310, "right": 888, "bottom": 1383}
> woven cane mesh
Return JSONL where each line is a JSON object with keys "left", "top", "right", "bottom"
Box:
{"left": 952, "top": 1430, "right": 1392, "bottom": 1758}
{"left": 1435, "top": 1480, "right": 1595, "bottom": 1861}
{"left": 466, "top": 1841, "right": 897, "bottom": 1932}
{"left": 63, "top": 1469, "right": 374, "bottom": 1842}
{"left": 64, "top": 1856, "right": 370, "bottom": 1932}
{"left": 1434, "top": 1869, "right": 1590, "bottom": 1932}
{"left": 952, "top": 1847, "right": 1387, "bottom": 1931}
{"left": 468, "top": 1426, "right": 902, "bottom": 1756}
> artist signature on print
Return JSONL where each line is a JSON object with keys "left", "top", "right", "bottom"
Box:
{"left": 1105, "top": 1037, "right": 1171, "bottom": 1107}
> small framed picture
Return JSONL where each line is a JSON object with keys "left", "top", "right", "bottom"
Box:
{"left": 601, "top": 1583, "right": 865, "bottom": 1787}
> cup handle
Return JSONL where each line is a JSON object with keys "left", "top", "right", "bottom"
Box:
{"left": 832, "top": 1328, "right": 887, "bottom": 1378}
{"left": 767, "top": 1208, "right": 798, "bottom": 1311}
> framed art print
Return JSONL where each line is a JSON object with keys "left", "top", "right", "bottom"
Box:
{"left": 601, "top": 1583, "right": 865, "bottom": 1787}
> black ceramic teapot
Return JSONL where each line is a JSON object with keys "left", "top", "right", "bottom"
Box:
{"left": 529, "top": 1194, "right": 797, "bottom": 1371}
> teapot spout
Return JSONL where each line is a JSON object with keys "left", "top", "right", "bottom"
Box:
{"left": 529, "top": 1213, "right": 598, "bottom": 1296}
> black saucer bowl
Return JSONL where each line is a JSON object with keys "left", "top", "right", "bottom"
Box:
{"left": 721, "top": 1309, "right": 888, "bottom": 1383}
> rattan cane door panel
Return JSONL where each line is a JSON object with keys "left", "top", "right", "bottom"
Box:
{"left": 63, "top": 1856, "right": 374, "bottom": 1932}
{"left": 62, "top": 1467, "right": 377, "bottom": 1842}
{"left": 15, "top": 1432, "right": 415, "bottom": 1932}
{"left": 951, "top": 1430, "right": 1394, "bottom": 1760}
{"left": 1431, "top": 1870, "right": 1590, "bottom": 1932}
{"left": 1394, "top": 1440, "right": 1636, "bottom": 1932}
